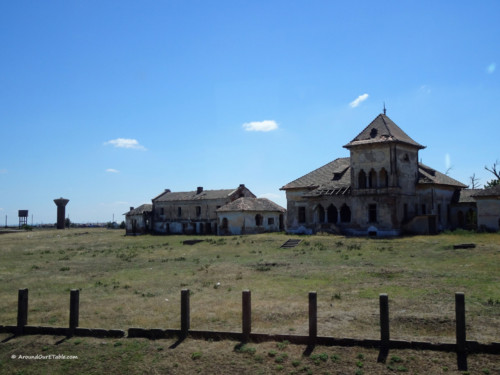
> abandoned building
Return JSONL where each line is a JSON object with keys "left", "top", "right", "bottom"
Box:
{"left": 280, "top": 113, "right": 476, "bottom": 236}
{"left": 216, "top": 197, "right": 286, "bottom": 235}
{"left": 125, "top": 184, "right": 287, "bottom": 235}
{"left": 124, "top": 204, "right": 152, "bottom": 235}
{"left": 473, "top": 185, "right": 500, "bottom": 231}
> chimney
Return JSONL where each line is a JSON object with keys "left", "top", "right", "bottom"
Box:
{"left": 165, "top": 189, "right": 171, "bottom": 193}
{"left": 130, "top": 207, "right": 134, "bottom": 211}
{"left": 239, "top": 184, "right": 245, "bottom": 189}
{"left": 197, "top": 186, "right": 203, "bottom": 194}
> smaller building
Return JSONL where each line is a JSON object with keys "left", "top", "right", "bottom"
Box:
{"left": 216, "top": 197, "right": 286, "bottom": 235}
{"left": 473, "top": 185, "right": 500, "bottom": 231}
{"left": 124, "top": 204, "right": 152, "bottom": 235}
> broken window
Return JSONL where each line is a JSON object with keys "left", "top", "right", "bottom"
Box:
{"left": 327, "top": 204, "right": 338, "bottom": 224}
{"left": 255, "top": 214, "right": 263, "bottom": 226}
{"left": 298, "top": 207, "right": 306, "bottom": 223}
{"left": 368, "top": 169, "right": 377, "bottom": 188}
{"left": 358, "top": 170, "right": 367, "bottom": 189}
{"left": 317, "top": 205, "right": 325, "bottom": 223}
{"left": 222, "top": 218, "right": 228, "bottom": 230}
{"left": 368, "top": 204, "right": 377, "bottom": 223}
{"left": 196, "top": 206, "right": 201, "bottom": 217}
{"left": 457, "top": 211, "right": 465, "bottom": 227}
{"left": 177, "top": 207, "right": 182, "bottom": 217}
{"left": 379, "top": 168, "right": 388, "bottom": 188}
{"left": 268, "top": 217, "right": 274, "bottom": 225}
{"left": 160, "top": 207, "right": 164, "bottom": 216}
{"left": 421, "top": 204, "right": 426, "bottom": 215}
{"left": 340, "top": 204, "right": 351, "bottom": 223}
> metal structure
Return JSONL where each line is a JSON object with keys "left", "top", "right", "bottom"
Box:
{"left": 53, "top": 198, "right": 69, "bottom": 229}
{"left": 18, "top": 210, "right": 28, "bottom": 228}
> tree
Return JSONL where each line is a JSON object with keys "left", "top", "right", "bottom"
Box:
{"left": 484, "top": 160, "right": 500, "bottom": 188}
{"left": 469, "top": 173, "right": 480, "bottom": 189}
{"left": 65, "top": 217, "right": 71, "bottom": 228}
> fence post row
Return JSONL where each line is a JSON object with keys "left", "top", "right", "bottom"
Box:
{"left": 455, "top": 292, "right": 468, "bottom": 371}
{"left": 69, "top": 289, "right": 80, "bottom": 331}
{"left": 309, "top": 291, "right": 317, "bottom": 345}
{"left": 242, "top": 290, "right": 251, "bottom": 342}
{"left": 16, "top": 288, "right": 28, "bottom": 335}
{"left": 377, "top": 293, "right": 390, "bottom": 363}
{"left": 180, "top": 289, "right": 190, "bottom": 337}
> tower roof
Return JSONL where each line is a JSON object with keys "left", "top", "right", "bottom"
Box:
{"left": 343, "top": 114, "right": 425, "bottom": 149}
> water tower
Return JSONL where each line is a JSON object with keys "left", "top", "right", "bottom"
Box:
{"left": 18, "top": 210, "right": 28, "bottom": 228}
{"left": 54, "top": 198, "right": 69, "bottom": 229}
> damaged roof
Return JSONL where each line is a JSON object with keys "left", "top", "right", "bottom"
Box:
{"left": 124, "top": 204, "right": 152, "bottom": 216}
{"left": 153, "top": 186, "right": 255, "bottom": 202}
{"left": 216, "top": 197, "right": 286, "bottom": 213}
{"left": 280, "top": 158, "right": 351, "bottom": 191}
{"left": 344, "top": 114, "right": 425, "bottom": 149}
{"left": 472, "top": 184, "right": 500, "bottom": 198}
{"left": 418, "top": 163, "right": 467, "bottom": 188}
{"left": 280, "top": 157, "right": 466, "bottom": 196}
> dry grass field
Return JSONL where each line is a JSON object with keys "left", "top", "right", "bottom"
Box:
{"left": 0, "top": 228, "right": 499, "bottom": 374}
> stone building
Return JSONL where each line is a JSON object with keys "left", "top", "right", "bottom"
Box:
{"left": 124, "top": 204, "right": 152, "bottom": 235}
{"left": 473, "top": 185, "right": 500, "bottom": 231}
{"left": 151, "top": 184, "right": 256, "bottom": 235}
{"left": 281, "top": 113, "right": 468, "bottom": 236}
{"left": 216, "top": 197, "right": 286, "bottom": 235}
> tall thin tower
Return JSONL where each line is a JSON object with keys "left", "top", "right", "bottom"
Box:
{"left": 54, "top": 198, "right": 69, "bottom": 229}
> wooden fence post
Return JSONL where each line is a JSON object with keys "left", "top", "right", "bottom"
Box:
{"left": 69, "top": 289, "right": 80, "bottom": 332}
{"left": 242, "top": 290, "right": 251, "bottom": 342}
{"left": 377, "top": 293, "right": 390, "bottom": 363}
{"left": 309, "top": 292, "right": 317, "bottom": 345}
{"left": 181, "top": 289, "right": 190, "bottom": 337}
{"left": 455, "top": 292, "right": 468, "bottom": 371}
{"left": 17, "top": 288, "right": 28, "bottom": 335}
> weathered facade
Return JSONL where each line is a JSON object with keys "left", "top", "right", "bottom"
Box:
{"left": 151, "top": 185, "right": 256, "bottom": 235}
{"left": 281, "top": 113, "right": 468, "bottom": 236}
{"left": 473, "top": 185, "right": 500, "bottom": 231}
{"left": 124, "top": 204, "right": 152, "bottom": 235}
{"left": 216, "top": 197, "right": 286, "bottom": 235}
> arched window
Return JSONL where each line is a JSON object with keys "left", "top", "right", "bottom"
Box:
{"left": 358, "top": 170, "right": 367, "bottom": 189}
{"left": 368, "top": 169, "right": 377, "bottom": 188}
{"left": 327, "top": 205, "right": 338, "bottom": 224}
{"left": 255, "top": 214, "right": 263, "bottom": 226}
{"left": 317, "top": 205, "right": 325, "bottom": 223}
{"left": 379, "top": 168, "right": 388, "bottom": 188}
{"left": 340, "top": 204, "right": 351, "bottom": 223}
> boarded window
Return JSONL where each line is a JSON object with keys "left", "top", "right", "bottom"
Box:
{"left": 298, "top": 207, "right": 306, "bottom": 223}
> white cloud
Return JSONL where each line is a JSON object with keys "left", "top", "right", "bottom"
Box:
{"left": 104, "top": 138, "right": 146, "bottom": 150}
{"left": 445, "top": 153, "right": 451, "bottom": 169}
{"left": 349, "top": 93, "right": 369, "bottom": 108}
{"left": 106, "top": 168, "right": 119, "bottom": 173}
{"left": 486, "top": 63, "right": 496, "bottom": 74}
{"left": 242, "top": 120, "right": 278, "bottom": 132}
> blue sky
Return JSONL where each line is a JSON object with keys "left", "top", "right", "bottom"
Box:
{"left": 1, "top": 1, "right": 499, "bottom": 225}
